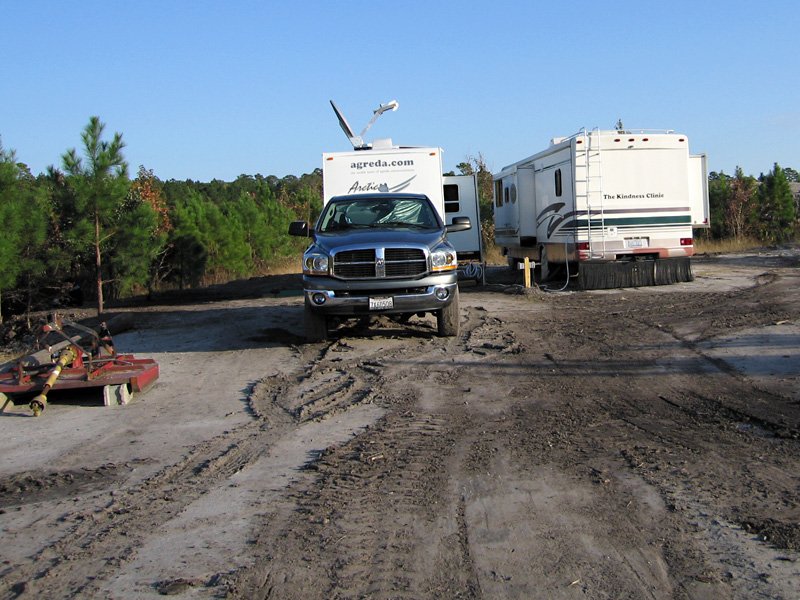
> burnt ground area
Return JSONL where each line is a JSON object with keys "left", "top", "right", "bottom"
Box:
{"left": 0, "top": 249, "right": 798, "bottom": 599}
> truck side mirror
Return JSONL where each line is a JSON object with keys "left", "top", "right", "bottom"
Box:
{"left": 446, "top": 216, "right": 471, "bottom": 233}
{"left": 289, "top": 221, "right": 311, "bottom": 237}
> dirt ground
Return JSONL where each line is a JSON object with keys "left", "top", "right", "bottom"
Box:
{"left": 0, "top": 248, "right": 798, "bottom": 600}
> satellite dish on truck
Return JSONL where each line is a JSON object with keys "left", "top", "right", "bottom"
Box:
{"left": 329, "top": 99, "right": 399, "bottom": 150}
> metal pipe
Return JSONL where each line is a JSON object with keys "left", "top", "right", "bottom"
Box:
{"left": 29, "top": 346, "right": 77, "bottom": 417}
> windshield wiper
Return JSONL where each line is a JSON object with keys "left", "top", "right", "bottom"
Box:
{"left": 324, "top": 223, "right": 369, "bottom": 232}
{"left": 373, "top": 221, "right": 429, "bottom": 229}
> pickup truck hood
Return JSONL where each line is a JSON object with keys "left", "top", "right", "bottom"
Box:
{"left": 313, "top": 228, "right": 447, "bottom": 254}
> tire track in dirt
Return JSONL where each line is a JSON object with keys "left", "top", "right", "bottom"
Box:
{"left": 451, "top": 276, "right": 798, "bottom": 599}
{"left": 5, "top": 269, "right": 799, "bottom": 598}
{"left": 1, "top": 416, "right": 272, "bottom": 599}
{"left": 0, "top": 462, "right": 144, "bottom": 509}
{"left": 1, "top": 324, "right": 442, "bottom": 598}
{"left": 226, "top": 409, "right": 473, "bottom": 599}
{"left": 225, "top": 305, "right": 552, "bottom": 598}
{"left": 221, "top": 307, "right": 501, "bottom": 599}
{"left": 250, "top": 334, "right": 437, "bottom": 423}
{"left": 4, "top": 307, "right": 491, "bottom": 598}
{"left": 522, "top": 280, "right": 800, "bottom": 598}
{"left": 500, "top": 377, "right": 731, "bottom": 597}
{"left": 608, "top": 384, "right": 800, "bottom": 599}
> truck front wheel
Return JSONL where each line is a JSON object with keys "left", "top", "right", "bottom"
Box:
{"left": 436, "top": 288, "right": 460, "bottom": 337}
{"left": 304, "top": 302, "right": 328, "bottom": 342}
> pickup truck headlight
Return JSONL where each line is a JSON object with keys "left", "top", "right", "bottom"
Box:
{"left": 303, "top": 251, "right": 330, "bottom": 275}
{"left": 430, "top": 244, "right": 457, "bottom": 272}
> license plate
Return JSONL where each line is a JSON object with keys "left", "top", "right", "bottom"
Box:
{"left": 369, "top": 296, "right": 394, "bottom": 310}
{"left": 624, "top": 237, "right": 649, "bottom": 248}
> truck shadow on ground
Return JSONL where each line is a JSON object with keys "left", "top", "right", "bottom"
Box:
{"left": 111, "top": 304, "right": 445, "bottom": 355}
{"left": 109, "top": 304, "right": 307, "bottom": 354}
{"left": 328, "top": 315, "right": 439, "bottom": 340}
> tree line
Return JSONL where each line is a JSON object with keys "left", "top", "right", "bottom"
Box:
{"left": 0, "top": 117, "right": 320, "bottom": 320}
{"left": 706, "top": 164, "right": 798, "bottom": 243}
{"left": 1, "top": 116, "right": 797, "bottom": 320}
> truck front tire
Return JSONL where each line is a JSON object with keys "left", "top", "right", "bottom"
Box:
{"left": 436, "top": 288, "right": 460, "bottom": 337}
{"left": 304, "top": 302, "right": 328, "bottom": 342}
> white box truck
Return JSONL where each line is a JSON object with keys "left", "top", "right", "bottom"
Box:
{"left": 322, "top": 140, "right": 483, "bottom": 262}
{"left": 493, "top": 129, "right": 709, "bottom": 289}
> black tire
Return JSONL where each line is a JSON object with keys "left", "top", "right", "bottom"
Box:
{"left": 436, "top": 287, "right": 460, "bottom": 337}
{"left": 304, "top": 302, "right": 328, "bottom": 342}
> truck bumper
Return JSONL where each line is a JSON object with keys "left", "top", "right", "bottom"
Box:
{"left": 302, "top": 273, "right": 458, "bottom": 316}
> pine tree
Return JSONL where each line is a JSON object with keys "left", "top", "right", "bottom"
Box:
{"left": 128, "top": 166, "right": 172, "bottom": 294}
{"left": 0, "top": 144, "right": 24, "bottom": 322}
{"left": 109, "top": 199, "right": 160, "bottom": 298}
{"left": 0, "top": 143, "right": 52, "bottom": 323}
{"left": 707, "top": 171, "right": 731, "bottom": 239}
{"left": 726, "top": 167, "right": 757, "bottom": 239}
{"left": 61, "top": 117, "right": 129, "bottom": 313}
{"left": 756, "top": 163, "right": 795, "bottom": 243}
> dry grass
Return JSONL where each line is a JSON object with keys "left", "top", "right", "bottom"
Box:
{"left": 694, "top": 236, "right": 764, "bottom": 255}
{"left": 482, "top": 239, "right": 507, "bottom": 265}
{"left": 254, "top": 255, "right": 302, "bottom": 276}
{"left": 197, "top": 256, "right": 302, "bottom": 287}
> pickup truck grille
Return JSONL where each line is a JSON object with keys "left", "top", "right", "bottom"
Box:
{"left": 333, "top": 248, "right": 427, "bottom": 279}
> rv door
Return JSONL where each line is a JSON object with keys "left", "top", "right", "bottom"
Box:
{"left": 493, "top": 174, "right": 520, "bottom": 247}
{"left": 443, "top": 174, "right": 483, "bottom": 261}
{"left": 689, "top": 154, "right": 710, "bottom": 228}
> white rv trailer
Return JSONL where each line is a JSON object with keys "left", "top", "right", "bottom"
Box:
{"left": 322, "top": 147, "right": 482, "bottom": 261}
{"left": 493, "top": 129, "right": 709, "bottom": 289}
{"left": 323, "top": 103, "right": 484, "bottom": 264}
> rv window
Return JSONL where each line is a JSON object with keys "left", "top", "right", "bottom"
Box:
{"left": 495, "top": 181, "right": 503, "bottom": 207}
{"left": 510, "top": 184, "right": 517, "bottom": 204}
{"left": 555, "top": 169, "right": 562, "bottom": 197}
{"left": 504, "top": 187, "right": 509, "bottom": 205}
{"left": 443, "top": 184, "right": 460, "bottom": 213}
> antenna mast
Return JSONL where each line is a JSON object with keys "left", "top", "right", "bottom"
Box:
{"left": 329, "top": 99, "right": 399, "bottom": 149}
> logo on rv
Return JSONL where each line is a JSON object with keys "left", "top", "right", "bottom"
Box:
{"left": 537, "top": 202, "right": 567, "bottom": 237}
{"left": 347, "top": 176, "right": 417, "bottom": 195}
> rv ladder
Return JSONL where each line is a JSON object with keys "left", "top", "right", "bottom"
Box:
{"left": 574, "top": 128, "right": 605, "bottom": 259}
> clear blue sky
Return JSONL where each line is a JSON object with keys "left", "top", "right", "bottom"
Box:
{"left": 2, "top": 1, "right": 797, "bottom": 181}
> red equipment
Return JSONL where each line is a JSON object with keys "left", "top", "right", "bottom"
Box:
{"left": 0, "top": 315, "right": 159, "bottom": 416}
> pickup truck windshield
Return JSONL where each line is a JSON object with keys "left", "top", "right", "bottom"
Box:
{"left": 318, "top": 197, "right": 439, "bottom": 232}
